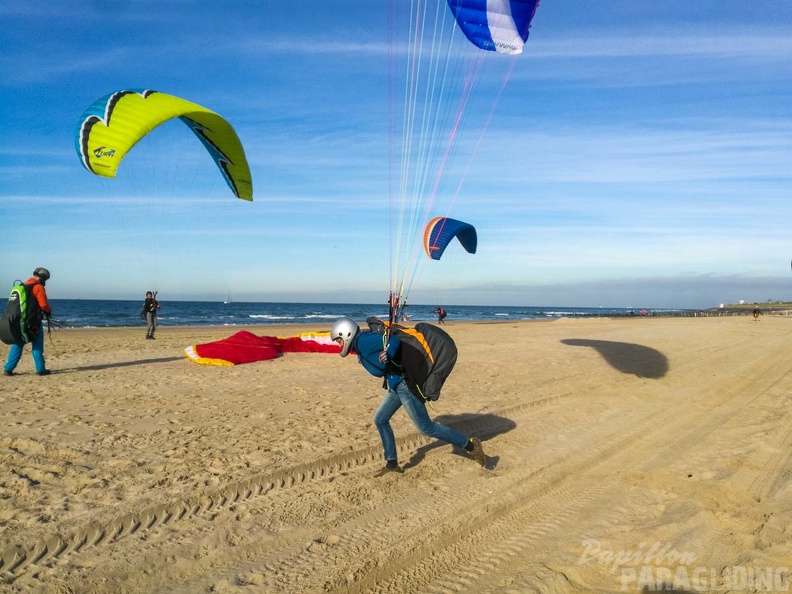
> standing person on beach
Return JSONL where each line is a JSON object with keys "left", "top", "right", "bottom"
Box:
{"left": 142, "top": 291, "right": 160, "bottom": 339}
{"left": 330, "top": 317, "right": 486, "bottom": 475}
{"left": 753, "top": 306, "right": 761, "bottom": 321}
{"left": 435, "top": 306, "right": 447, "bottom": 325}
{"left": 3, "top": 267, "right": 52, "bottom": 376}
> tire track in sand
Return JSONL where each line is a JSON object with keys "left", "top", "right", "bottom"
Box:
{"left": 338, "top": 331, "right": 792, "bottom": 593}
{"left": 140, "top": 392, "right": 669, "bottom": 593}
{"left": 4, "top": 388, "right": 652, "bottom": 592}
{"left": 0, "top": 389, "right": 589, "bottom": 580}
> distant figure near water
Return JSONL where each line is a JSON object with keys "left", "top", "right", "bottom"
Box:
{"left": 753, "top": 306, "right": 760, "bottom": 321}
{"left": 142, "top": 291, "right": 160, "bottom": 339}
{"left": 435, "top": 307, "right": 447, "bottom": 325}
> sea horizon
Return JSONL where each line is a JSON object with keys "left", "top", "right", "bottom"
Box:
{"left": 47, "top": 299, "right": 697, "bottom": 329}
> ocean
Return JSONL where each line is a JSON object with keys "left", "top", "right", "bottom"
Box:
{"left": 47, "top": 300, "right": 694, "bottom": 329}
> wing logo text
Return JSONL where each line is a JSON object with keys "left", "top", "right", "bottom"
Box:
{"left": 93, "top": 146, "right": 116, "bottom": 159}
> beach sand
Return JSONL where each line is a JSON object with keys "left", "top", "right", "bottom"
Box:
{"left": 1, "top": 316, "right": 791, "bottom": 593}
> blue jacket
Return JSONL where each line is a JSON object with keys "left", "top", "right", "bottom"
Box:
{"left": 351, "top": 330, "right": 403, "bottom": 389}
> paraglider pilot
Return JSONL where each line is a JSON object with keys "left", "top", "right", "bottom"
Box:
{"left": 3, "top": 267, "right": 52, "bottom": 376}
{"left": 142, "top": 291, "right": 160, "bottom": 339}
{"left": 330, "top": 317, "right": 486, "bottom": 475}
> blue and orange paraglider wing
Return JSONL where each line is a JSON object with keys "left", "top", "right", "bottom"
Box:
{"left": 423, "top": 217, "right": 478, "bottom": 260}
{"left": 446, "top": 0, "right": 541, "bottom": 55}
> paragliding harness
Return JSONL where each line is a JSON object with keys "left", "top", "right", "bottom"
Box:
{"left": 0, "top": 281, "right": 44, "bottom": 346}
{"left": 367, "top": 317, "right": 458, "bottom": 402}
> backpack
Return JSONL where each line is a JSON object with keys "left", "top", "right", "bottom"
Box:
{"left": 367, "top": 317, "right": 458, "bottom": 401}
{"left": 0, "top": 281, "right": 41, "bottom": 345}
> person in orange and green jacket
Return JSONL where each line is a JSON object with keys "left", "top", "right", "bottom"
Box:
{"left": 3, "top": 268, "right": 52, "bottom": 376}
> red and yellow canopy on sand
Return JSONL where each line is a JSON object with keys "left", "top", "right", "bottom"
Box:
{"left": 185, "top": 331, "right": 340, "bottom": 366}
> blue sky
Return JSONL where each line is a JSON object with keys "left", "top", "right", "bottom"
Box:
{"left": 1, "top": 1, "right": 791, "bottom": 309}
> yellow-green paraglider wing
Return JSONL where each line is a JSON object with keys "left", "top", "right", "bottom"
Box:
{"left": 75, "top": 89, "right": 253, "bottom": 201}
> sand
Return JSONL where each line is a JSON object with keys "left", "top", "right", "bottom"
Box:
{"left": 1, "top": 316, "right": 791, "bottom": 593}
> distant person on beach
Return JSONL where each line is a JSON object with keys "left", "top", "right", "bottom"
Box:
{"left": 753, "top": 306, "right": 760, "bottom": 321}
{"left": 142, "top": 291, "right": 160, "bottom": 339}
{"left": 330, "top": 317, "right": 486, "bottom": 475}
{"left": 400, "top": 302, "right": 410, "bottom": 322}
{"left": 3, "top": 267, "right": 52, "bottom": 376}
{"left": 435, "top": 306, "right": 447, "bottom": 325}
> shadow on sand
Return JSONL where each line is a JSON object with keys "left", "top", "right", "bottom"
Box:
{"left": 561, "top": 339, "right": 669, "bottom": 379}
{"left": 402, "top": 412, "right": 517, "bottom": 471}
{"left": 54, "top": 357, "right": 184, "bottom": 374}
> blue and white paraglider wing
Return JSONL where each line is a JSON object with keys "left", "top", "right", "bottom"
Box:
{"left": 446, "top": 0, "right": 541, "bottom": 54}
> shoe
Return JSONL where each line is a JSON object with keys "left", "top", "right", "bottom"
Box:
{"left": 465, "top": 437, "right": 487, "bottom": 467}
{"left": 37, "top": 370, "right": 51, "bottom": 376}
{"left": 373, "top": 464, "right": 404, "bottom": 477}
{"left": 3, "top": 370, "right": 14, "bottom": 376}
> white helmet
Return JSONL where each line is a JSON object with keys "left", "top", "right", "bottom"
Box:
{"left": 330, "top": 317, "right": 359, "bottom": 357}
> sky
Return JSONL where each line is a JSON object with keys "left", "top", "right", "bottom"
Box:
{"left": 1, "top": 0, "right": 791, "bottom": 309}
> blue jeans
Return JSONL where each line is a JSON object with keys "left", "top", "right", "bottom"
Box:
{"left": 146, "top": 312, "right": 157, "bottom": 337}
{"left": 4, "top": 322, "right": 46, "bottom": 374}
{"left": 373, "top": 380, "right": 468, "bottom": 462}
